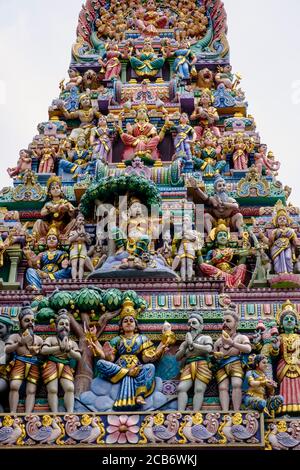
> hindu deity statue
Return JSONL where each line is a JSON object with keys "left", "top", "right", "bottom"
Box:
{"left": 32, "top": 176, "right": 76, "bottom": 242}
{"left": 199, "top": 222, "right": 248, "bottom": 289}
{"left": 62, "top": 68, "right": 83, "bottom": 92}
{"left": 0, "top": 316, "right": 14, "bottom": 410}
{"left": 134, "top": 0, "right": 169, "bottom": 36}
{"left": 111, "top": 196, "right": 151, "bottom": 270}
{"left": 213, "top": 306, "right": 252, "bottom": 411}
{"left": 193, "top": 130, "right": 226, "bottom": 178}
{"left": 172, "top": 215, "right": 202, "bottom": 281}
{"left": 271, "top": 300, "right": 300, "bottom": 414}
{"left": 68, "top": 213, "right": 91, "bottom": 281}
{"left": 191, "top": 89, "right": 220, "bottom": 139}
{"left": 171, "top": 113, "right": 196, "bottom": 162}
{"left": 41, "top": 311, "right": 81, "bottom": 412}
{"left": 117, "top": 105, "right": 166, "bottom": 160}
{"left": 129, "top": 39, "right": 165, "bottom": 79}
{"left": 7, "top": 149, "right": 33, "bottom": 179}
{"left": 33, "top": 138, "right": 57, "bottom": 174}
{"left": 59, "top": 93, "right": 101, "bottom": 137}
{"left": 58, "top": 134, "right": 91, "bottom": 177}
{"left": 176, "top": 313, "right": 213, "bottom": 411}
{"left": 173, "top": 39, "right": 197, "bottom": 80}
{"left": 215, "top": 65, "right": 235, "bottom": 90}
{"left": 90, "top": 299, "right": 169, "bottom": 410}
{"left": 188, "top": 174, "right": 245, "bottom": 236}
{"left": 223, "top": 133, "right": 255, "bottom": 171}
{"left": 23, "top": 227, "right": 71, "bottom": 290}
{"left": 243, "top": 354, "right": 283, "bottom": 417}
{"left": 5, "top": 306, "right": 43, "bottom": 413}
{"left": 90, "top": 115, "right": 113, "bottom": 162}
{"left": 261, "top": 201, "right": 298, "bottom": 275}
{"left": 254, "top": 144, "right": 280, "bottom": 176}
{"left": 98, "top": 43, "right": 122, "bottom": 80}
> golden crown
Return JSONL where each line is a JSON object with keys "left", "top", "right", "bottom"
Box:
{"left": 46, "top": 225, "right": 59, "bottom": 238}
{"left": 120, "top": 298, "right": 137, "bottom": 319}
{"left": 209, "top": 220, "right": 230, "bottom": 242}
{"left": 276, "top": 299, "right": 299, "bottom": 324}
{"left": 47, "top": 175, "right": 62, "bottom": 189}
{"left": 272, "top": 200, "right": 292, "bottom": 226}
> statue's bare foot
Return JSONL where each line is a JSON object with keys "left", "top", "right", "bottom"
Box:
{"left": 136, "top": 396, "right": 146, "bottom": 405}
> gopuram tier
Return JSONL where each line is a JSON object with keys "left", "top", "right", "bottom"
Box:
{"left": 0, "top": 0, "right": 299, "bottom": 451}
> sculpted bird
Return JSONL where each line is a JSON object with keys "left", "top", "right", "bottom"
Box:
{"left": 219, "top": 413, "right": 259, "bottom": 443}
{"left": 181, "top": 414, "right": 219, "bottom": 443}
{"left": 0, "top": 417, "right": 23, "bottom": 445}
{"left": 267, "top": 423, "right": 300, "bottom": 450}
{"left": 65, "top": 414, "right": 103, "bottom": 444}
{"left": 141, "top": 413, "right": 181, "bottom": 444}
{"left": 25, "top": 415, "right": 62, "bottom": 444}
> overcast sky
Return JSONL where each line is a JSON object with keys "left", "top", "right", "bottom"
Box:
{"left": 0, "top": 0, "right": 299, "bottom": 207}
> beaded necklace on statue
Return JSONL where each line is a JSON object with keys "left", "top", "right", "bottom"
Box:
{"left": 121, "top": 334, "right": 138, "bottom": 353}
{"left": 282, "top": 333, "right": 299, "bottom": 364}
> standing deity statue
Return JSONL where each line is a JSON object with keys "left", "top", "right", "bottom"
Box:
{"left": 90, "top": 299, "right": 169, "bottom": 410}
{"left": 188, "top": 174, "right": 245, "bottom": 236}
{"left": 176, "top": 313, "right": 213, "bottom": 411}
{"left": 41, "top": 311, "right": 81, "bottom": 412}
{"left": 213, "top": 307, "right": 252, "bottom": 411}
{"left": 191, "top": 89, "right": 220, "bottom": 139}
{"left": 0, "top": 316, "right": 14, "bottom": 410}
{"left": 271, "top": 300, "right": 300, "bottom": 414}
{"left": 98, "top": 43, "right": 122, "bottom": 80}
{"left": 5, "top": 306, "right": 43, "bottom": 413}
{"left": 223, "top": 132, "right": 255, "bottom": 171}
{"left": 172, "top": 113, "right": 196, "bottom": 162}
{"left": 69, "top": 213, "right": 91, "bottom": 281}
{"left": 90, "top": 115, "right": 113, "bottom": 162}
{"left": 243, "top": 354, "right": 283, "bottom": 417}
{"left": 172, "top": 215, "right": 202, "bottom": 281}
{"left": 268, "top": 201, "right": 297, "bottom": 275}
{"left": 33, "top": 138, "right": 58, "bottom": 174}
{"left": 173, "top": 39, "right": 197, "bottom": 80}
{"left": 32, "top": 176, "right": 76, "bottom": 242}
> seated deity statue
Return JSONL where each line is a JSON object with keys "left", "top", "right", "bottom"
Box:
{"left": 32, "top": 176, "right": 76, "bottom": 242}
{"left": 129, "top": 40, "right": 165, "bottom": 78}
{"left": 24, "top": 227, "right": 71, "bottom": 290}
{"left": 88, "top": 299, "right": 169, "bottom": 410}
{"left": 199, "top": 222, "right": 250, "bottom": 289}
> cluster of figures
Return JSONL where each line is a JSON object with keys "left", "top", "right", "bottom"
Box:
{"left": 4, "top": 170, "right": 297, "bottom": 291}
{"left": 1, "top": 299, "right": 299, "bottom": 417}
{"left": 7, "top": 93, "right": 280, "bottom": 182}
{"left": 93, "top": 0, "right": 208, "bottom": 42}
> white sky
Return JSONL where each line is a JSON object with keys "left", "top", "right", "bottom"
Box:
{"left": 0, "top": 0, "right": 299, "bottom": 207}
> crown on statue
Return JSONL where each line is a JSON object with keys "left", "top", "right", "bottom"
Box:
{"left": 79, "top": 92, "right": 91, "bottom": 104}
{"left": 120, "top": 298, "right": 137, "bottom": 319}
{"left": 46, "top": 225, "right": 59, "bottom": 238}
{"left": 47, "top": 175, "right": 62, "bottom": 190}
{"left": 276, "top": 299, "right": 299, "bottom": 324}
{"left": 209, "top": 220, "right": 230, "bottom": 241}
{"left": 272, "top": 200, "right": 292, "bottom": 226}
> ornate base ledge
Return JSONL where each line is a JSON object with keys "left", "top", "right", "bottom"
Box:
{"left": 0, "top": 411, "right": 264, "bottom": 449}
